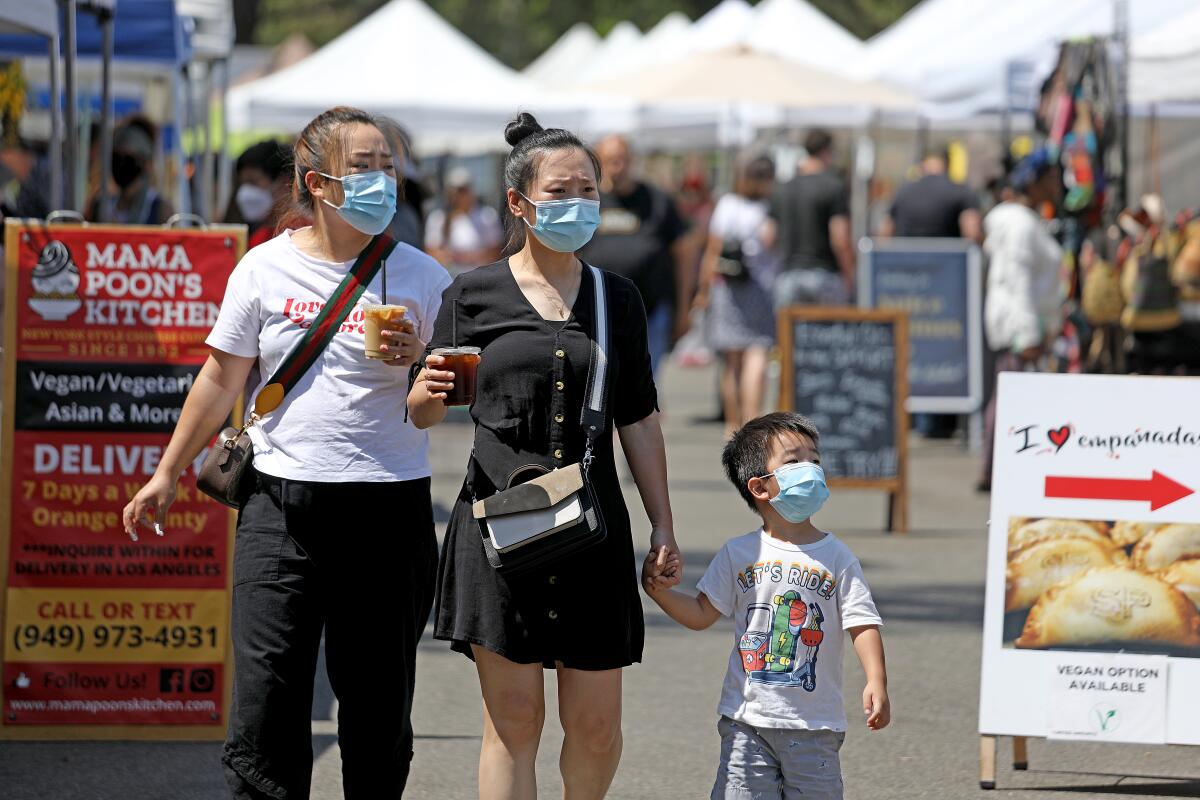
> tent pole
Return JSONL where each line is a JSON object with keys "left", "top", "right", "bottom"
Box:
{"left": 173, "top": 68, "right": 192, "bottom": 217}
{"left": 48, "top": 32, "right": 63, "bottom": 213}
{"left": 1114, "top": 0, "right": 1130, "bottom": 213}
{"left": 63, "top": 0, "right": 79, "bottom": 212}
{"left": 200, "top": 64, "right": 213, "bottom": 222}
{"left": 98, "top": 6, "right": 114, "bottom": 223}
{"left": 216, "top": 58, "right": 232, "bottom": 223}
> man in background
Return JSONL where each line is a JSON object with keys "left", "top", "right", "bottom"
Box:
{"left": 580, "top": 135, "right": 690, "bottom": 378}
{"left": 881, "top": 145, "right": 982, "bottom": 242}
{"left": 882, "top": 144, "right": 983, "bottom": 439}
{"left": 770, "top": 129, "right": 855, "bottom": 306}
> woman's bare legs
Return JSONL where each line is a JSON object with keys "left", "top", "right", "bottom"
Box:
{"left": 557, "top": 665, "right": 623, "bottom": 800}
{"left": 720, "top": 350, "right": 744, "bottom": 438}
{"left": 474, "top": 646, "right": 546, "bottom": 800}
{"left": 738, "top": 345, "right": 769, "bottom": 425}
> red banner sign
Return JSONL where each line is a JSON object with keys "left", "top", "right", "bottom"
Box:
{"left": 2, "top": 221, "right": 244, "bottom": 735}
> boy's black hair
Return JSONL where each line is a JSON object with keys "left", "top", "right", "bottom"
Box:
{"left": 722, "top": 412, "right": 821, "bottom": 511}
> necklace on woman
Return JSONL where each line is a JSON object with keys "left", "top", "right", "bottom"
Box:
{"left": 516, "top": 257, "right": 581, "bottom": 320}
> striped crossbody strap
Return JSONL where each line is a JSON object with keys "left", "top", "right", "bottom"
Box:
{"left": 579, "top": 265, "right": 610, "bottom": 469}
{"left": 252, "top": 233, "right": 398, "bottom": 417}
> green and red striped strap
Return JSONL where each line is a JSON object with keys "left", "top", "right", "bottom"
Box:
{"left": 256, "top": 233, "right": 397, "bottom": 414}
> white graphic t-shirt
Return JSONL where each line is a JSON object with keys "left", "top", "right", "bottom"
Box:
{"left": 206, "top": 229, "right": 452, "bottom": 482}
{"left": 697, "top": 530, "right": 882, "bottom": 731}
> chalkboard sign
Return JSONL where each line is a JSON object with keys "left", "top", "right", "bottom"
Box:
{"left": 778, "top": 307, "right": 908, "bottom": 532}
{"left": 858, "top": 238, "right": 982, "bottom": 414}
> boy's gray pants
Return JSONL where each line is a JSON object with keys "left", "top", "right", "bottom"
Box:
{"left": 712, "top": 716, "right": 846, "bottom": 799}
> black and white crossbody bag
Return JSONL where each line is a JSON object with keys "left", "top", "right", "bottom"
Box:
{"left": 472, "top": 265, "right": 610, "bottom": 575}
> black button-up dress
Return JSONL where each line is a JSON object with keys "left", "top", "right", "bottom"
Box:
{"left": 428, "top": 260, "right": 658, "bottom": 670}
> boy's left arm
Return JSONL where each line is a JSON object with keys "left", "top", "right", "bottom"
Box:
{"left": 849, "top": 625, "right": 890, "bottom": 731}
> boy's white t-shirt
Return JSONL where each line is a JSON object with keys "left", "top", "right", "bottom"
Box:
{"left": 206, "top": 230, "right": 452, "bottom": 482}
{"left": 697, "top": 529, "right": 882, "bottom": 732}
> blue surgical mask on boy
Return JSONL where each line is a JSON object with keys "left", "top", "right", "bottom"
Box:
{"left": 520, "top": 193, "right": 601, "bottom": 252}
{"left": 319, "top": 170, "right": 397, "bottom": 235}
{"left": 765, "top": 462, "right": 830, "bottom": 523}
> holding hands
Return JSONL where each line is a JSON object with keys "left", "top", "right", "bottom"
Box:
{"left": 642, "top": 527, "right": 683, "bottom": 594}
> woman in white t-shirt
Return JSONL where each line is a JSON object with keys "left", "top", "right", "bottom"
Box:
{"left": 123, "top": 107, "right": 451, "bottom": 798}
{"left": 694, "top": 155, "right": 779, "bottom": 436}
{"left": 424, "top": 166, "right": 503, "bottom": 275}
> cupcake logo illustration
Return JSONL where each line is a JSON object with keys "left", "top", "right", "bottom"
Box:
{"left": 28, "top": 240, "right": 83, "bottom": 321}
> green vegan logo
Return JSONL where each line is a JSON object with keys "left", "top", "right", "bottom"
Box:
{"left": 1091, "top": 703, "right": 1120, "bottom": 734}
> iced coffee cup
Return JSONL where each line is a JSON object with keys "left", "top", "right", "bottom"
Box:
{"left": 430, "top": 346, "right": 481, "bottom": 406}
{"left": 363, "top": 304, "right": 409, "bottom": 359}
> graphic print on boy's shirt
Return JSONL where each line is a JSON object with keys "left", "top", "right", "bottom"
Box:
{"left": 698, "top": 531, "right": 881, "bottom": 731}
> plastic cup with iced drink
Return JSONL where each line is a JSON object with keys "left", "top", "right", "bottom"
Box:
{"left": 363, "top": 304, "right": 409, "bottom": 359}
{"left": 430, "top": 346, "right": 481, "bottom": 406}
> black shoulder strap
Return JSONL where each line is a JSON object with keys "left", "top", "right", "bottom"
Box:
{"left": 264, "top": 233, "right": 397, "bottom": 396}
{"left": 580, "top": 265, "right": 610, "bottom": 460}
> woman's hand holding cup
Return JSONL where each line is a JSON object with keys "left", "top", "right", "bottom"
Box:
{"left": 420, "top": 354, "right": 456, "bottom": 401}
{"left": 379, "top": 319, "right": 422, "bottom": 368}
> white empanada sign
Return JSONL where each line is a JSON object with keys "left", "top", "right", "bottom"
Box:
{"left": 980, "top": 373, "right": 1200, "bottom": 744}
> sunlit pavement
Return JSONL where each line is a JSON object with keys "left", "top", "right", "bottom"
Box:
{"left": 4, "top": 361, "right": 1200, "bottom": 799}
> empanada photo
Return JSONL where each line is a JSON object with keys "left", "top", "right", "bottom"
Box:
{"left": 1016, "top": 566, "right": 1200, "bottom": 649}
{"left": 1008, "top": 517, "right": 1033, "bottom": 538}
{"left": 1160, "top": 559, "right": 1200, "bottom": 609}
{"left": 1005, "top": 538, "right": 1126, "bottom": 612}
{"left": 1008, "top": 518, "right": 1113, "bottom": 554}
{"left": 1110, "top": 520, "right": 1164, "bottom": 547}
{"left": 1132, "top": 524, "right": 1200, "bottom": 571}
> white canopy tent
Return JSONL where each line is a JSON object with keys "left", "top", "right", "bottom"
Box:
{"left": 579, "top": 12, "right": 692, "bottom": 84}
{"left": 748, "top": 0, "right": 865, "bottom": 71}
{"left": 571, "top": 21, "right": 643, "bottom": 86}
{"left": 583, "top": 46, "right": 915, "bottom": 147}
{"left": 1131, "top": 4, "right": 1200, "bottom": 106}
{"left": 522, "top": 22, "right": 599, "bottom": 86}
{"left": 227, "top": 0, "right": 594, "bottom": 152}
{"left": 863, "top": 0, "right": 1200, "bottom": 119}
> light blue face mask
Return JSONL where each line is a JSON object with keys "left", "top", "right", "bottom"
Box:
{"left": 319, "top": 170, "right": 397, "bottom": 235}
{"left": 765, "top": 462, "right": 830, "bottom": 523}
{"left": 520, "top": 193, "right": 601, "bottom": 252}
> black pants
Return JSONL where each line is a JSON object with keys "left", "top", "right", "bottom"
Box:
{"left": 222, "top": 471, "right": 437, "bottom": 799}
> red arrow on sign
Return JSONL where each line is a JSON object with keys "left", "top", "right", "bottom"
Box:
{"left": 1044, "top": 471, "right": 1195, "bottom": 511}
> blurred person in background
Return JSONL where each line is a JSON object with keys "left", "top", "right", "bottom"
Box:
{"left": 770, "top": 129, "right": 855, "bottom": 306}
{"left": 881, "top": 144, "right": 982, "bottom": 242}
{"left": 375, "top": 118, "right": 428, "bottom": 250}
{"left": 882, "top": 144, "right": 983, "bottom": 440}
{"left": 580, "top": 134, "right": 690, "bottom": 378}
{"left": 672, "top": 160, "right": 717, "bottom": 368}
{"left": 223, "top": 139, "right": 292, "bottom": 248}
{"left": 977, "top": 148, "right": 1064, "bottom": 492}
{"left": 87, "top": 115, "right": 173, "bottom": 225}
{"left": 424, "top": 166, "right": 503, "bottom": 275}
{"left": 695, "top": 154, "right": 778, "bottom": 437}
{"left": 0, "top": 138, "right": 50, "bottom": 220}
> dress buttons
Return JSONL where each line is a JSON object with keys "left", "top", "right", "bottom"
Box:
{"left": 548, "top": 610, "right": 559, "bottom": 620}
{"left": 548, "top": 575, "right": 557, "bottom": 585}
{"left": 554, "top": 449, "right": 564, "bottom": 459}
{"left": 555, "top": 349, "right": 566, "bottom": 358}
{"left": 555, "top": 381, "right": 565, "bottom": 391}
{"left": 554, "top": 413, "right": 565, "bottom": 424}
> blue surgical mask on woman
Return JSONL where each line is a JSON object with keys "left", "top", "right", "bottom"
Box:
{"left": 319, "top": 170, "right": 397, "bottom": 235}
{"left": 765, "top": 462, "right": 829, "bottom": 523}
{"left": 520, "top": 193, "right": 601, "bottom": 252}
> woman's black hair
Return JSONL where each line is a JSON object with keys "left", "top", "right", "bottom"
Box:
{"left": 500, "top": 112, "right": 601, "bottom": 255}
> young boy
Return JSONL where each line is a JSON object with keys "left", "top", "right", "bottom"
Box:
{"left": 645, "top": 412, "right": 889, "bottom": 799}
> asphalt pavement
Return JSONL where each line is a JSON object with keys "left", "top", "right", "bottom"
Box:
{"left": 3, "top": 361, "right": 1200, "bottom": 799}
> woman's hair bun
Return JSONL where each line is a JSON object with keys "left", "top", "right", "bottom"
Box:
{"left": 504, "top": 112, "right": 544, "bottom": 148}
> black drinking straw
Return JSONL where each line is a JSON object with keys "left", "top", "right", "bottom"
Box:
{"left": 452, "top": 299, "right": 459, "bottom": 348}
{"left": 381, "top": 256, "right": 387, "bottom": 303}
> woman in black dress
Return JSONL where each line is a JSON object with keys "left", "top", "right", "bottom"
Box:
{"left": 409, "top": 113, "right": 679, "bottom": 799}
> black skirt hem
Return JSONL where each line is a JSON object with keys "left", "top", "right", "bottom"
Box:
{"left": 434, "top": 629, "right": 640, "bottom": 672}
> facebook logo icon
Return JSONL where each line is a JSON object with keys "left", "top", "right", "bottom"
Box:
{"left": 159, "top": 668, "right": 185, "bottom": 693}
